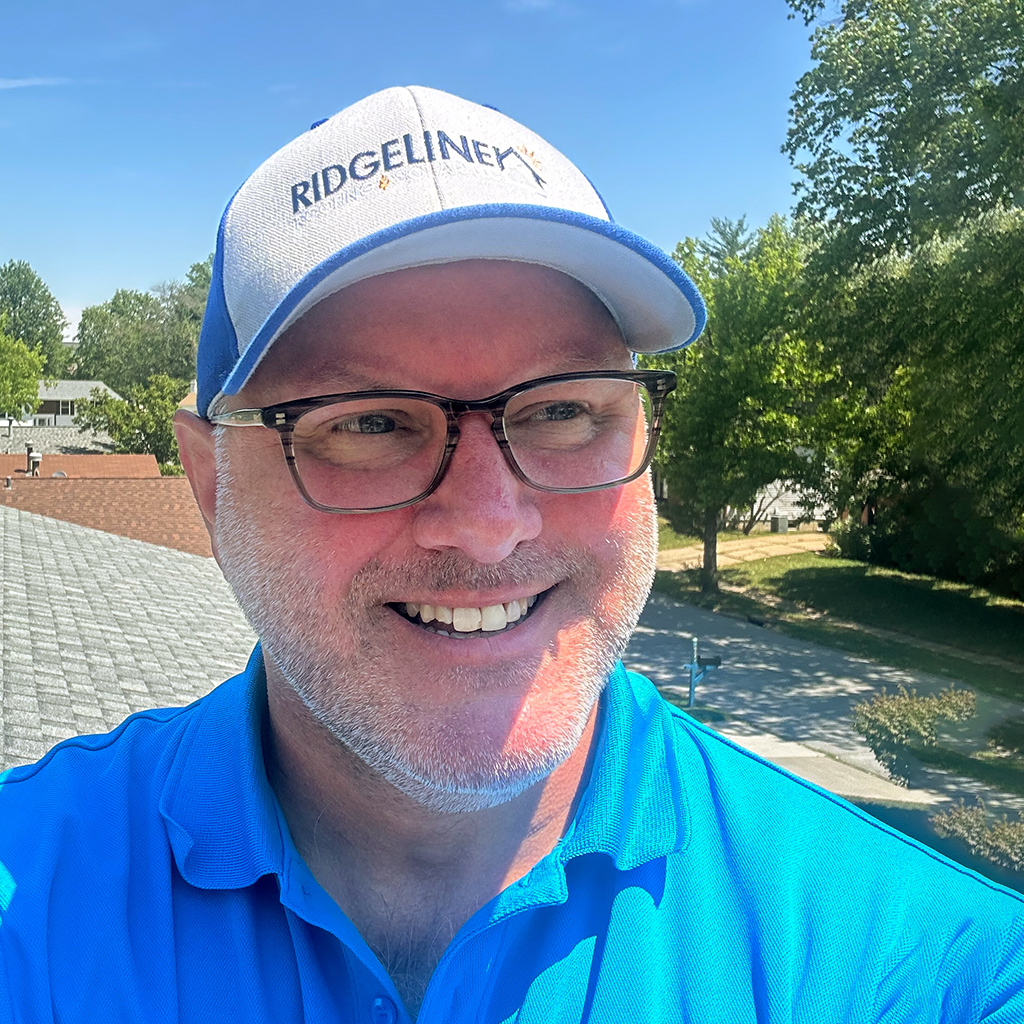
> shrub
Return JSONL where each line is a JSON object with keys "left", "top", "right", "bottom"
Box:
{"left": 931, "top": 801, "right": 1024, "bottom": 874}
{"left": 826, "top": 518, "right": 872, "bottom": 561}
{"left": 839, "top": 478, "right": 1024, "bottom": 599}
{"left": 853, "top": 685, "right": 976, "bottom": 785}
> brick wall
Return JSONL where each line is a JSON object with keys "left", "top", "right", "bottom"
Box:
{"left": 0, "top": 477, "right": 212, "bottom": 557}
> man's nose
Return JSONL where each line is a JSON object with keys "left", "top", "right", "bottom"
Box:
{"left": 411, "top": 414, "right": 542, "bottom": 563}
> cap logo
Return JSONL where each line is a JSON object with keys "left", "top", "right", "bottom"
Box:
{"left": 288, "top": 128, "right": 546, "bottom": 214}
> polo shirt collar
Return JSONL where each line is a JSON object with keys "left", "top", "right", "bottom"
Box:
{"left": 160, "top": 644, "right": 285, "bottom": 889}
{"left": 159, "top": 649, "right": 691, "bottom": 893}
{"left": 559, "top": 662, "right": 692, "bottom": 870}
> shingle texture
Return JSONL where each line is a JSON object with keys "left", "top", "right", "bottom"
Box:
{"left": 38, "top": 380, "right": 120, "bottom": 402}
{"left": 0, "top": 506, "right": 257, "bottom": 770}
{"left": 0, "top": 426, "right": 114, "bottom": 455}
{"left": 0, "top": 454, "right": 161, "bottom": 479}
{"left": 0, "top": 477, "right": 212, "bottom": 556}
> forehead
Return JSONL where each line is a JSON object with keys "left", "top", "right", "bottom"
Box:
{"left": 238, "top": 261, "right": 632, "bottom": 405}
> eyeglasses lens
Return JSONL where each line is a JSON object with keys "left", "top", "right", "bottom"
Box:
{"left": 503, "top": 377, "right": 652, "bottom": 489}
{"left": 289, "top": 377, "right": 653, "bottom": 512}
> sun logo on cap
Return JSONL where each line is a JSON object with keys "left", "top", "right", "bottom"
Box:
{"left": 517, "top": 145, "right": 543, "bottom": 171}
{"left": 378, "top": 175, "right": 391, "bottom": 191}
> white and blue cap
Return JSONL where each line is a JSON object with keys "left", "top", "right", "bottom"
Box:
{"left": 198, "top": 85, "right": 706, "bottom": 417}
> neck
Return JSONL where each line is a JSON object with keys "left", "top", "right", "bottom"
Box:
{"left": 264, "top": 667, "right": 599, "bottom": 952}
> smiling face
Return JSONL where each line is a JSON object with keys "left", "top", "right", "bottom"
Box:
{"left": 205, "top": 261, "right": 658, "bottom": 811}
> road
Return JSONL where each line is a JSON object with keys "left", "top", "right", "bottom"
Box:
{"left": 625, "top": 589, "right": 1024, "bottom": 815}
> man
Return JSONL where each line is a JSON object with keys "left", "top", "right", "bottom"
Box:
{"left": 1, "top": 86, "right": 1022, "bottom": 1023}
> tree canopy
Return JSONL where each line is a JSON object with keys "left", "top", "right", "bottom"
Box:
{"left": 804, "top": 205, "right": 1024, "bottom": 587}
{"left": 73, "top": 256, "right": 212, "bottom": 395}
{"left": 646, "top": 216, "right": 825, "bottom": 590}
{"left": 785, "top": 0, "right": 1024, "bottom": 268}
{"left": 74, "top": 374, "right": 191, "bottom": 465}
{"left": 0, "top": 260, "right": 69, "bottom": 377}
{"left": 0, "top": 327, "right": 45, "bottom": 420}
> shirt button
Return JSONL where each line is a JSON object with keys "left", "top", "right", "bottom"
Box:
{"left": 371, "top": 996, "right": 397, "bottom": 1024}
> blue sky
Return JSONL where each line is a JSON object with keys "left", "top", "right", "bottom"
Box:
{"left": 1, "top": 0, "right": 813, "bottom": 334}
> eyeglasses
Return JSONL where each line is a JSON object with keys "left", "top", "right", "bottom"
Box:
{"left": 209, "top": 369, "right": 677, "bottom": 514}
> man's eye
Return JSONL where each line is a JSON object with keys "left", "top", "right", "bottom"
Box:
{"left": 532, "top": 401, "right": 587, "bottom": 422}
{"left": 336, "top": 413, "right": 398, "bottom": 434}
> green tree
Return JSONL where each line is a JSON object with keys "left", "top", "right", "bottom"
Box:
{"left": 785, "top": 0, "right": 1024, "bottom": 268}
{"left": 646, "top": 216, "right": 825, "bottom": 592}
{"left": 805, "top": 206, "right": 1024, "bottom": 590}
{"left": 697, "top": 215, "right": 755, "bottom": 271}
{"left": 74, "top": 289, "right": 165, "bottom": 395}
{"left": 74, "top": 374, "right": 190, "bottom": 465}
{"left": 0, "top": 327, "right": 45, "bottom": 420}
{"left": 0, "top": 260, "right": 69, "bottom": 376}
{"left": 74, "top": 256, "right": 212, "bottom": 395}
{"left": 152, "top": 256, "right": 213, "bottom": 383}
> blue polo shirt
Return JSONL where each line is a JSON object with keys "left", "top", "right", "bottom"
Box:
{"left": 1, "top": 646, "right": 1023, "bottom": 1023}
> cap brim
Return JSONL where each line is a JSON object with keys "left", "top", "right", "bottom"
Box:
{"left": 219, "top": 204, "right": 705, "bottom": 399}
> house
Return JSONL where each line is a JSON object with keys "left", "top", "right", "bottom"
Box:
{"left": 25, "top": 380, "right": 121, "bottom": 427}
{"left": 0, "top": 453, "right": 161, "bottom": 480}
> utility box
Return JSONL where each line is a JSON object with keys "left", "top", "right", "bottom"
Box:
{"left": 770, "top": 515, "right": 788, "bottom": 534}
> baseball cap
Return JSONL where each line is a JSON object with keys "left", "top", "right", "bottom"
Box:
{"left": 197, "top": 85, "right": 706, "bottom": 418}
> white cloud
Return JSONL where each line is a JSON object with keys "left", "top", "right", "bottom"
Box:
{"left": 0, "top": 77, "right": 71, "bottom": 90}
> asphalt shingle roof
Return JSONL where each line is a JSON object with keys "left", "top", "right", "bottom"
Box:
{"left": 0, "top": 505, "right": 256, "bottom": 770}
{"left": 0, "top": 426, "right": 114, "bottom": 455}
{"left": 38, "top": 380, "right": 121, "bottom": 402}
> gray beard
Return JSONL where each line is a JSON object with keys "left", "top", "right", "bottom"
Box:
{"left": 214, "top": 432, "right": 657, "bottom": 812}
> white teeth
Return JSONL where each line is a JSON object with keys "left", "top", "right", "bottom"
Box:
{"left": 480, "top": 605, "right": 507, "bottom": 631}
{"left": 452, "top": 607, "right": 483, "bottom": 632}
{"left": 401, "top": 594, "right": 542, "bottom": 632}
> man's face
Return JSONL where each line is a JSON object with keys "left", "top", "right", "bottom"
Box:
{"left": 211, "top": 261, "right": 658, "bottom": 811}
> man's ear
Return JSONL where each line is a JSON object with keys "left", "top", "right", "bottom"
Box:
{"left": 174, "top": 410, "right": 220, "bottom": 560}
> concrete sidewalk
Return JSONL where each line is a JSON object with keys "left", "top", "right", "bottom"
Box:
{"left": 625, "top": 592, "right": 1024, "bottom": 814}
{"left": 657, "top": 531, "right": 829, "bottom": 572}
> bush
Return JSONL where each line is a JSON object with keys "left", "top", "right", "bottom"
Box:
{"left": 826, "top": 518, "right": 872, "bottom": 561}
{"left": 931, "top": 801, "right": 1024, "bottom": 874}
{"left": 853, "top": 685, "right": 976, "bottom": 785}
{"left": 840, "top": 478, "right": 1024, "bottom": 599}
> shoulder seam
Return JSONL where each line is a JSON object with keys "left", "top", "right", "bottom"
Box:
{"left": 0, "top": 702, "right": 199, "bottom": 786}
{"left": 665, "top": 701, "right": 1024, "bottom": 905}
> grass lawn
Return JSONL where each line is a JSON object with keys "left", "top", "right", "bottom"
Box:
{"left": 652, "top": 552, "right": 1024, "bottom": 702}
{"left": 657, "top": 518, "right": 699, "bottom": 551}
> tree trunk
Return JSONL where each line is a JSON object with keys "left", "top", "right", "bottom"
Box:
{"left": 701, "top": 505, "right": 720, "bottom": 594}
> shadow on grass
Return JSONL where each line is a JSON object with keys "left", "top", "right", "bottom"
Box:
{"left": 906, "top": 744, "right": 1024, "bottom": 798}
{"left": 729, "top": 560, "right": 1024, "bottom": 665}
{"left": 652, "top": 566, "right": 1024, "bottom": 703}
